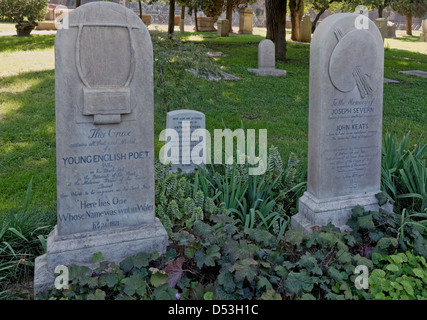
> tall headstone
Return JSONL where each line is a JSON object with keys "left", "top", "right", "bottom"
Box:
{"left": 420, "top": 19, "right": 427, "bottom": 42}
{"left": 247, "top": 39, "right": 287, "bottom": 77}
{"left": 217, "top": 19, "right": 230, "bottom": 37}
{"left": 300, "top": 15, "right": 312, "bottom": 43}
{"left": 238, "top": 7, "right": 254, "bottom": 34}
{"left": 164, "top": 110, "right": 206, "bottom": 173}
{"left": 34, "top": 2, "right": 168, "bottom": 295}
{"left": 291, "top": 13, "right": 392, "bottom": 234}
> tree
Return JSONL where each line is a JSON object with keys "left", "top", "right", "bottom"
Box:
{"left": 224, "top": 0, "right": 256, "bottom": 32}
{"left": 289, "top": 0, "right": 304, "bottom": 41}
{"left": 390, "top": 0, "right": 427, "bottom": 35}
{"left": 168, "top": 0, "right": 175, "bottom": 36}
{"left": 361, "top": 0, "right": 392, "bottom": 18}
{"left": 0, "top": 0, "right": 48, "bottom": 36}
{"left": 305, "top": 0, "right": 346, "bottom": 32}
{"left": 76, "top": 0, "right": 81, "bottom": 8}
{"left": 266, "top": 0, "right": 287, "bottom": 61}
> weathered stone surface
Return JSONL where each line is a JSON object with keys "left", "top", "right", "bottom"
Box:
{"left": 34, "top": 2, "right": 168, "bottom": 296}
{"left": 247, "top": 39, "right": 286, "bottom": 77}
{"left": 238, "top": 7, "right": 254, "bottom": 34}
{"left": 399, "top": 70, "right": 427, "bottom": 78}
{"left": 185, "top": 68, "right": 240, "bottom": 81}
{"left": 420, "top": 19, "right": 427, "bottom": 42}
{"left": 164, "top": 110, "right": 206, "bottom": 173}
{"left": 217, "top": 19, "right": 229, "bottom": 37}
{"left": 300, "top": 15, "right": 312, "bottom": 43}
{"left": 291, "top": 13, "right": 391, "bottom": 234}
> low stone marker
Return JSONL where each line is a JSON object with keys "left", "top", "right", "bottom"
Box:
{"left": 34, "top": 2, "right": 168, "bottom": 295}
{"left": 300, "top": 15, "right": 312, "bottom": 43}
{"left": 247, "top": 39, "right": 287, "bottom": 77}
{"left": 163, "top": 110, "right": 206, "bottom": 173}
{"left": 291, "top": 13, "right": 392, "bottom": 234}
{"left": 217, "top": 19, "right": 229, "bottom": 37}
{"left": 399, "top": 70, "right": 427, "bottom": 78}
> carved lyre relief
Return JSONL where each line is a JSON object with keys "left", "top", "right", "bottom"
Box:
{"left": 70, "top": 23, "right": 140, "bottom": 124}
{"left": 329, "top": 27, "right": 378, "bottom": 99}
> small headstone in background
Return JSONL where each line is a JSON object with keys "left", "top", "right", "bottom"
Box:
{"left": 420, "top": 19, "right": 427, "bottom": 42}
{"left": 291, "top": 13, "right": 392, "bottom": 234}
{"left": 164, "top": 110, "right": 206, "bottom": 173}
{"left": 247, "top": 39, "right": 287, "bottom": 77}
{"left": 217, "top": 19, "right": 229, "bottom": 37}
{"left": 300, "top": 15, "right": 312, "bottom": 43}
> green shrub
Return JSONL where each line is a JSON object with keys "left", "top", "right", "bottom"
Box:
{"left": 0, "top": 0, "right": 48, "bottom": 35}
{"left": 369, "top": 251, "right": 427, "bottom": 300}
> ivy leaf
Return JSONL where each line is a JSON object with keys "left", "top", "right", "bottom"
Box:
{"left": 260, "top": 288, "right": 281, "bottom": 300}
{"left": 195, "top": 245, "right": 221, "bottom": 268}
{"left": 153, "top": 283, "right": 178, "bottom": 300}
{"left": 285, "top": 229, "right": 305, "bottom": 246}
{"left": 374, "top": 237, "right": 398, "bottom": 255}
{"left": 284, "top": 270, "right": 313, "bottom": 296}
{"left": 120, "top": 256, "right": 135, "bottom": 273}
{"left": 351, "top": 205, "right": 365, "bottom": 218}
{"left": 133, "top": 252, "right": 151, "bottom": 269}
{"left": 357, "top": 214, "right": 375, "bottom": 231}
{"left": 87, "top": 289, "right": 106, "bottom": 300}
{"left": 229, "top": 258, "right": 258, "bottom": 282}
{"left": 217, "top": 266, "right": 236, "bottom": 293}
{"left": 171, "top": 231, "right": 195, "bottom": 246}
{"left": 99, "top": 273, "right": 119, "bottom": 288}
{"left": 150, "top": 270, "right": 168, "bottom": 288}
{"left": 123, "top": 275, "right": 147, "bottom": 296}
{"left": 245, "top": 228, "right": 276, "bottom": 246}
{"left": 164, "top": 256, "right": 185, "bottom": 288}
{"left": 192, "top": 220, "right": 214, "bottom": 239}
{"left": 256, "top": 276, "right": 273, "bottom": 290}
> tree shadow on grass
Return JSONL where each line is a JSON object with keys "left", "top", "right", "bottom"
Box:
{"left": 0, "top": 34, "right": 55, "bottom": 53}
{"left": 0, "top": 69, "right": 56, "bottom": 212}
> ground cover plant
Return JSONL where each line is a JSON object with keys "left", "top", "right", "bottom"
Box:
{"left": 0, "top": 26, "right": 426, "bottom": 300}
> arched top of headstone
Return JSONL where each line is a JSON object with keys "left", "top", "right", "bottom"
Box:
{"left": 258, "top": 39, "right": 275, "bottom": 69}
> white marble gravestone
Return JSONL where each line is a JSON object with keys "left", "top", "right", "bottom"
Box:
{"left": 34, "top": 2, "right": 168, "bottom": 295}
{"left": 291, "top": 13, "right": 392, "bottom": 234}
{"left": 247, "top": 39, "right": 287, "bottom": 77}
{"left": 164, "top": 110, "right": 206, "bottom": 173}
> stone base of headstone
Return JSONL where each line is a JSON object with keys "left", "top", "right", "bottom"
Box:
{"left": 291, "top": 191, "right": 392, "bottom": 234}
{"left": 34, "top": 218, "right": 168, "bottom": 297}
{"left": 420, "top": 33, "right": 427, "bottom": 42}
{"left": 247, "top": 67, "right": 287, "bottom": 77}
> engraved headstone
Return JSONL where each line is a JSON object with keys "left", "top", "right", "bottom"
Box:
{"left": 34, "top": 2, "right": 168, "bottom": 295}
{"left": 247, "top": 39, "right": 287, "bottom": 77}
{"left": 291, "top": 13, "right": 392, "bottom": 234}
{"left": 164, "top": 110, "right": 206, "bottom": 173}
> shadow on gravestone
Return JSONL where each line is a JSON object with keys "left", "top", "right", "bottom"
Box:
{"left": 34, "top": 2, "right": 168, "bottom": 296}
{"left": 291, "top": 13, "right": 393, "bottom": 234}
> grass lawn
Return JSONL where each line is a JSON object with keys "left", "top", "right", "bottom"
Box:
{"left": 0, "top": 24, "right": 426, "bottom": 215}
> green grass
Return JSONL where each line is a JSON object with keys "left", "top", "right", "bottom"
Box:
{"left": 0, "top": 30, "right": 426, "bottom": 214}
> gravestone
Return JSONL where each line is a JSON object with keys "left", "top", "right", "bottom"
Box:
{"left": 300, "top": 15, "right": 312, "bottom": 43}
{"left": 420, "top": 19, "right": 427, "bottom": 42}
{"left": 247, "top": 39, "right": 287, "bottom": 76}
{"left": 163, "top": 110, "right": 206, "bottom": 173}
{"left": 217, "top": 19, "right": 229, "bottom": 37}
{"left": 291, "top": 13, "right": 392, "bottom": 234}
{"left": 34, "top": 2, "right": 168, "bottom": 295}
{"left": 238, "top": 7, "right": 254, "bottom": 34}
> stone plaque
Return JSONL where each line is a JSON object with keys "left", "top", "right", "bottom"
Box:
{"left": 247, "top": 39, "right": 287, "bottom": 77}
{"left": 34, "top": 2, "right": 168, "bottom": 296}
{"left": 291, "top": 13, "right": 391, "bottom": 233}
{"left": 165, "top": 110, "right": 206, "bottom": 173}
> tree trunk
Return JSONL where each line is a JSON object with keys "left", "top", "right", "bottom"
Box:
{"left": 312, "top": 8, "right": 325, "bottom": 33}
{"left": 406, "top": 14, "right": 412, "bottom": 35}
{"left": 180, "top": 6, "right": 185, "bottom": 33}
{"left": 226, "top": 1, "right": 233, "bottom": 33}
{"left": 138, "top": 0, "right": 143, "bottom": 19}
{"left": 194, "top": 6, "right": 199, "bottom": 32}
{"left": 289, "top": 0, "right": 304, "bottom": 41}
{"left": 75, "top": 0, "right": 81, "bottom": 8}
{"left": 378, "top": 5, "right": 384, "bottom": 18}
{"left": 266, "top": 0, "right": 287, "bottom": 62}
{"left": 168, "top": 0, "right": 175, "bottom": 37}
